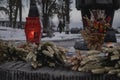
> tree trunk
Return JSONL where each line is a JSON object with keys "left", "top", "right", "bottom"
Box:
{"left": 62, "top": 3, "right": 65, "bottom": 32}
{"left": 43, "top": 14, "right": 49, "bottom": 31}
{"left": 42, "top": 0, "right": 52, "bottom": 37}
{"left": 41, "top": 0, "right": 56, "bottom": 37}
{"left": 19, "top": 0, "right": 22, "bottom": 28}
{"left": 65, "top": 0, "right": 70, "bottom": 34}
{"left": 9, "top": 0, "right": 13, "bottom": 27}
{"left": 13, "top": 0, "right": 18, "bottom": 28}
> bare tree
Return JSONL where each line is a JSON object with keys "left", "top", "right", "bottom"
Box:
{"left": 19, "top": 0, "right": 22, "bottom": 28}
{"left": 36, "top": 0, "right": 72, "bottom": 35}
{"left": 64, "top": 0, "right": 72, "bottom": 34}
{"left": 57, "top": 0, "right": 72, "bottom": 34}
{"left": 36, "top": 0, "right": 58, "bottom": 37}
{"left": 7, "top": 0, "right": 22, "bottom": 28}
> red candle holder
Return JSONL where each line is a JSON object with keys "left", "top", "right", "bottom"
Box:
{"left": 25, "top": 17, "right": 42, "bottom": 44}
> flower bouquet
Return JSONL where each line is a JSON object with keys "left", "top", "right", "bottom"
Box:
{"left": 81, "top": 10, "right": 111, "bottom": 50}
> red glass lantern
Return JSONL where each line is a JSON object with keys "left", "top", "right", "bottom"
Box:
{"left": 24, "top": 0, "right": 42, "bottom": 44}
{"left": 25, "top": 17, "right": 41, "bottom": 43}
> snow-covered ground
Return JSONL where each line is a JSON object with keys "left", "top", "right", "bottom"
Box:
{"left": 0, "top": 26, "right": 120, "bottom": 43}
{"left": 0, "top": 27, "right": 25, "bottom": 41}
{"left": 0, "top": 26, "right": 81, "bottom": 41}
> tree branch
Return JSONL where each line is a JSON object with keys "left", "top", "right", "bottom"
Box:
{"left": 0, "top": 7, "right": 9, "bottom": 14}
{"left": 47, "top": 0, "right": 56, "bottom": 14}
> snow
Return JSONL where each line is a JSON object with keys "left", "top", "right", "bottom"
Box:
{"left": 0, "top": 26, "right": 120, "bottom": 43}
{"left": 0, "top": 26, "right": 81, "bottom": 41}
{"left": 116, "top": 34, "right": 120, "bottom": 42}
{"left": 0, "top": 27, "right": 26, "bottom": 41}
{"left": 42, "top": 32, "right": 81, "bottom": 41}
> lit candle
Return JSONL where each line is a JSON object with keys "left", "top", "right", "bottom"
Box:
{"left": 29, "top": 31, "right": 35, "bottom": 39}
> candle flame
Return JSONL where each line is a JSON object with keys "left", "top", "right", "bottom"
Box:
{"left": 29, "top": 31, "right": 35, "bottom": 39}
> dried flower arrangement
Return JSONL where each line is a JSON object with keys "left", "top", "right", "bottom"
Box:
{"left": 0, "top": 40, "right": 68, "bottom": 69}
{"left": 81, "top": 9, "right": 111, "bottom": 50}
